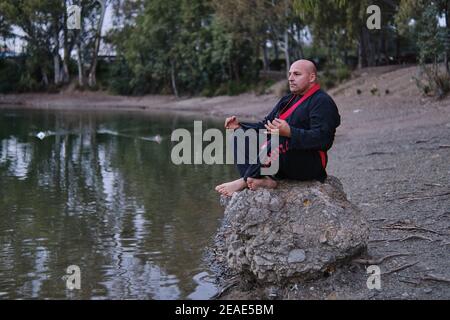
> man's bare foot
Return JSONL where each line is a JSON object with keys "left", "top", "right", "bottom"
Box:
{"left": 247, "top": 177, "right": 278, "bottom": 191}
{"left": 215, "top": 178, "right": 247, "bottom": 197}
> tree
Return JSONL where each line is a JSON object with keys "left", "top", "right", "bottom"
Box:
{"left": 0, "top": 0, "right": 110, "bottom": 89}
{"left": 88, "top": 0, "right": 107, "bottom": 87}
{"left": 397, "top": 0, "right": 450, "bottom": 97}
{"left": 0, "top": 13, "right": 12, "bottom": 40}
{"left": 294, "top": 0, "right": 402, "bottom": 68}
{"left": 108, "top": 0, "right": 264, "bottom": 96}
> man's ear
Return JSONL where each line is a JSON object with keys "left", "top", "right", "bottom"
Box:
{"left": 310, "top": 72, "right": 317, "bottom": 83}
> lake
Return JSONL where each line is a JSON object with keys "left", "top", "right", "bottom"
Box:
{"left": 0, "top": 108, "right": 235, "bottom": 299}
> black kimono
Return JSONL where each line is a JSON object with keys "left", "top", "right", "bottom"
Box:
{"left": 234, "top": 88, "right": 341, "bottom": 182}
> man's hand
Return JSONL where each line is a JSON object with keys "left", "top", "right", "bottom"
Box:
{"left": 265, "top": 118, "right": 291, "bottom": 137}
{"left": 225, "top": 116, "right": 241, "bottom": 130}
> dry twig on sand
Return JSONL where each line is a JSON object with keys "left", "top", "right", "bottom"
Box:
{"left": 421, "top": 274, "right": 450, "bottom": 284}
{"left": 385, "top": 191, "right": 450, "bottom": 204}
{"left": 380, "top": 224, "right": 441, "bottom": 235}
{"left": 400, "top": 192, "right": 450, "bottom": 204}
{"left": 369, "top": 235, "right": 433, "bottom": 242}
{"left": 383, "top": 261, "right": 419, "bottom": 275}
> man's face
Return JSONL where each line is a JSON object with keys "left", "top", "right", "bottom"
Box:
{"left": 288, "top": 63, "right": 314, "bottom": 95}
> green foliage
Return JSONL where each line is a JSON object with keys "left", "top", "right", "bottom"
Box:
{"left": 0, "top": 60, "right": 21, "bottom": 93}
{"left": 106, "top": 59, "right": 135, "bottom": 95}
{"left": 319, "top": 64, "right": 352, "bottom": 90}
{"left": 416, "top": 65, "right": 450, "bottom": 98}
{"left": 417, "top": 4, "right": 444, "bottom": 64}
{"left": 0, "top": 0, "right": 447, "bottom": 97}
{"left": 108, "top": 0, "right": 261, "bottom": 96}
{"left": 398, "top": 0, "right": 450, "bottom": 98}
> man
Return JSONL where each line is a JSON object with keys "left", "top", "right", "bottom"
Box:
{"left": 215, "top": 59, "right": 341, "bottom": 197}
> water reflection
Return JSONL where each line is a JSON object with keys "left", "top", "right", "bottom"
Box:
{"left": 0, "top": 137, "right": 32, "bottom": 180}
{"left": 0, "top": 109, "right": 235, "bottom": 299}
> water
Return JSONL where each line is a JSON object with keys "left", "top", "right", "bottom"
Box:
{"left": 0, "top": 108, "right": 235, "bottom": 299}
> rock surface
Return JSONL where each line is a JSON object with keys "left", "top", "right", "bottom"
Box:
{"left": 219, "top": 176, "right": 369, "bottom": 284}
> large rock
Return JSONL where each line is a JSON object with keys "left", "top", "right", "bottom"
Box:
{"left": 219, "top": 176, "right": 369, "bottom": 284}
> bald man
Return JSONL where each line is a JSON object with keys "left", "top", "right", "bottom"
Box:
{"left": 216, "top": 60, "right": 341, "bottom": 197}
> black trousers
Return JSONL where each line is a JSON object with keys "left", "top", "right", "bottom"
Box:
{"left": 233, "top": 134, "right": 327, "bottom": 182}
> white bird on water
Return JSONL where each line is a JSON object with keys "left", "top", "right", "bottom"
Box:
{"left": 35, "top": 131, "right": 56, "bottom": 140}
{"left": 140, "top": 135, "right": 163, "bottom": 144}
{"left": 36, "top": 132, "right": 47, "bottom": 140}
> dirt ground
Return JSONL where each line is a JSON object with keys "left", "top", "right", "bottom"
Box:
{"left": 1, "top": 65, "right": 449, "bottom": 299}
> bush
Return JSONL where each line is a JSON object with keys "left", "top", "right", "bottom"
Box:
{"left": 415, "top": 65, "right": 450, "bottom": 99}
{"left": 336, "top": 66, "right": 351, "bottom": 82}
{"left": 0, "top": 59, "right": 21, "bottom": 93}
{"left": 319, "top": 64, "right": 352, "bottom": 90}
{"left": 213, "top": 81, "right": 250, "bottom": 96}
{"left": 107, "top": 60, "right": 135, "bottom": 95}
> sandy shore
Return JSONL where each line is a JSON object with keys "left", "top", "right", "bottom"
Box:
{"left": 0, "top": 90, "right": 279, "bottom": 121}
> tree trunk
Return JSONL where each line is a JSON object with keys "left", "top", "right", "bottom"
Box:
{"left": 233, "top": 61, "right": 240, "bottom": 83}
{"left": 42, "top": 69, "right": 49, "bottom": 87}
{"left": 76, "top": 40, "right": 85, "bottom": 87}
{"left": 284, "top": 30, "right": 290, "bottom": 75}
{"left": 54, "top": 52, "right": 61, "bottom": 85}
{"left": 62, "top": 48, "right": 70, "bottom": 84}
{"left": 358, "top": 27, "right": 368, "bottom": 69}
{"left": 366, "top": 31, "right": 375, "bottom": 67}
{"left": 262, "top": 43, "right": 269, "bottom": 71}
{"left": 445, "top": 5, "right": 450, "bottom": 75}
{"left": 88, "top": 0, "right": 107, "bottom": 88}
{"left": 274, "top": 39, "right": 279, "bottom": 61}
{"left": 61, "top": 2, "right": 70, "bottom": 84}
{"left": 52, "top": 17, "right": 62, "bottom": 85}
{"left": 170, "top": 60, "right": 179, "bottom": 97}
{"left": 381, "top": 28, "right": 387, "bottom": 65}
{"left": 297, "top": 40, "right": 304, "bottom": 60}
{"left": 296, "top": 25, "right": 304, "bottom": 59}
{"left": 284, "top": 0, "right": 290, "bottom": 76}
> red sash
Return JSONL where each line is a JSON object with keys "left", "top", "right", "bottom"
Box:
{"left": 279, "top": 83, "right": 321, "bottom": 120}
{"left": 263, "top": 83, "right": 328, "bottom": 169}
{"left": 282, "top": 84, "right": 327, "bottom": 169}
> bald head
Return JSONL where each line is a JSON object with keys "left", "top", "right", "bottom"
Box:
{"left": 292, "top": 59, "right": 317, "bottom": 75}
{"left": 288, "top": 60, "right": 318, "bottom": 95}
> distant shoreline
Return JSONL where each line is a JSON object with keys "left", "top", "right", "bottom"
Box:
{"left": 0, "top": 91, "right": 279, "bottom": 121}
